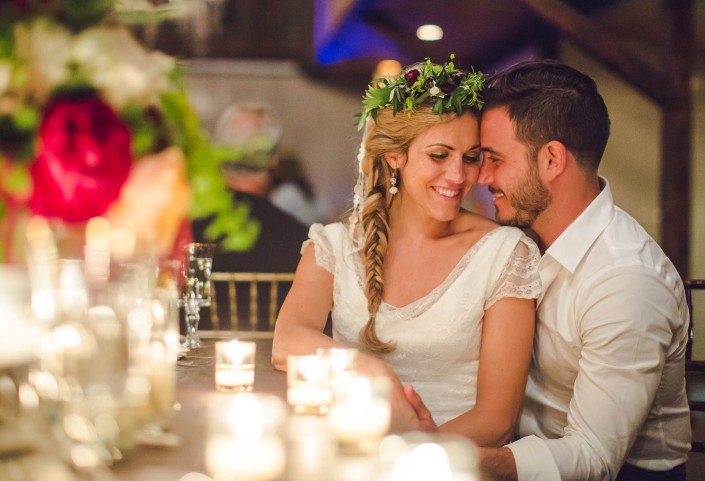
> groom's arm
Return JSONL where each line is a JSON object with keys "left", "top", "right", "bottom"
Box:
{"left": 477, "top": 447, "right": 518, "bottom": 481}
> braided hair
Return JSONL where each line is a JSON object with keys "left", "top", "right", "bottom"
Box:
{"left": 355, "top": 106, "right": 478, "bottom": 353}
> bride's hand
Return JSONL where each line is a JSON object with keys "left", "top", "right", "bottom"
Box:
{"left": 403, "top": 384, "right": 438, "bottom": 433}
{"left": 355, "top": 353, "right": 423, "bottom": 433}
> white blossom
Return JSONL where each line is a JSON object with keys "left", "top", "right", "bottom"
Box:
{"left": 72, "top": 27, "right": 175, "bottom": 109}
{"left": 14, "top": 19, "right": 73, "bottom": 103}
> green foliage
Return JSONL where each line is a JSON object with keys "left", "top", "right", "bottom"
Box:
{"left": 159, "top": 88, "right": 260, "bottom": 252}
{"left": 0, "top": 0, "right": 114, "bottom": 32}
{"left": 121, "top": 104, "right": 162, "bottom": 157}
{"left": 0, "top": 0, "right": 261, "bottom": 254}
{"left": 1, "top": 161, "right": 32, "bottom": 196}
{"left": 115, "top": 2, "right": 189, "bottom": 25}
{"left": 357, "top": 54, "right": 487, "bottom": 130}
{"left": 55, "top": 0, "right": 115, "bottom": 31}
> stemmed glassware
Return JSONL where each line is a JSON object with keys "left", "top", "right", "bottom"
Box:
{"left": 180, "top": 243, "right": 216, "bottom": 351}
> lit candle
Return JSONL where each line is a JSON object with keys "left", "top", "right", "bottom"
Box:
{"left": 145, "top": 340, "right": 176, "bottom": 429}
{"left": 215, "top": 340, "right": 256, "bottom": 392}
{"left": 287, "top": 355, "right": 333, "bottom": 415}
{"left": 317, "top": 347, "right": 358, "bottom": 377}
{"left": 206, "top": 394, "right": 286, "bottom": 481}
{"left": 84, "top": 217, "right": 111, "bottom": 286}
{"left": 378, "top": 433, "right": 480, "bottom": 481}
{"left": 287, "top": 384, "right": 334, "bottom": 414}
{"left": 328, "top": 376, "right": 391, "bottom": 455}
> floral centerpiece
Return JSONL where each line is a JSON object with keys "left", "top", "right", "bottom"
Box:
{"left": 0, "top": 0, "right": 259, "bottom": 263}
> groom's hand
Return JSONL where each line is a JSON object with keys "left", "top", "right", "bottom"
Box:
{"left": 403, "top": 384, "right": 438, "bottom": 432}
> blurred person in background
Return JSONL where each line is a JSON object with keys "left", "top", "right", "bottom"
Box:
{"left": 191, "top": 101, "right": 309, "bottom": 328}
{"left": 270, "top": 152, "right": 332, "bottom": 225}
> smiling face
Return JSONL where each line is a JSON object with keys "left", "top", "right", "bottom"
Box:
{"left": 389, "top": 113, "right": 481, "bottom": 223}
{"left": 479, "top": 107, "right": 551, "bottom": 228}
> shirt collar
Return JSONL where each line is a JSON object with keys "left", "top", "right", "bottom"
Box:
{"left": 544, "top": 177, "right": 615, "bottom": 273}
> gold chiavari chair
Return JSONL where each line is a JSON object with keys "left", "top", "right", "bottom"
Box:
{"left": 209, "top": 272, "right": 295, "bottom": 334}
{"left": 684, "top": 279, "right": 705, "bottom": 454}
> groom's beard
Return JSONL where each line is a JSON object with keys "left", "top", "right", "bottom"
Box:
{"left": 494, "top": 161, "right": 551, "bottom": 228}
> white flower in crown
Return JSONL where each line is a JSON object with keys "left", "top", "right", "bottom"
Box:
{"left": 429, "top": 85, "right": 440, "bottom": 96}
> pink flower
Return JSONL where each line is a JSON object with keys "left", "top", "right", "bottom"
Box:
{"left": 28, "top": 95, "right": 132, "bottom": 222}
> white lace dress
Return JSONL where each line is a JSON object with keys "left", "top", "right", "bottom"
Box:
{"left": 304, "top": 223, "right": 541, "bottom": 425}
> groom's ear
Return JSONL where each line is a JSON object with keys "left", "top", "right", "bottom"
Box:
{"left": 539, "top": 141, "right": 567, "bottom": 181}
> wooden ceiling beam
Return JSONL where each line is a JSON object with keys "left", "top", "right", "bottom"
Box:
{"left": 516, "top": 0, "right": 674, "bottom": 107}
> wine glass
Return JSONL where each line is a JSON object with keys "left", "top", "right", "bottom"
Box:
{"left": 180, "top": 243, "right": 216, "bottom": 350}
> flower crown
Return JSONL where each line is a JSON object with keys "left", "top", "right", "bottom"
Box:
{"left": 356, "top": 54, "right": 487, "bottom": 130}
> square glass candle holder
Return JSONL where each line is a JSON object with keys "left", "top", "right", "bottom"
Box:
{"left": 328, "top": 376, "right": 391, "bottom": 455}
{"left": 206, "top": 393, "right": 287, "bottom": 481}
{"left": 316, "top": 347, "right": 358, "bottom": 379}
{"left": 286, "top": 354, "right": 333, "bottom": 415}
{"left": 215, "top": 340, "right": 256, "bottom": 392}
{"left": 377, "top": 432, "right": 479, "bottom": 481}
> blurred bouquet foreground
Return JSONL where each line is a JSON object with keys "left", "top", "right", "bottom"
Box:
{"left": 0, "top": 1, "right": 255, "bottom": 479}
{"left": 0, "top": 221, "right": 183, "bottom": 479}
{"left": 0, "top": 0, "right": 260, "bottom": 266}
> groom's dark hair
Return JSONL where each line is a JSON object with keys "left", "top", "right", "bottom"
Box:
{"left": 484, "top": 60, "right": 611, "bottom": 173}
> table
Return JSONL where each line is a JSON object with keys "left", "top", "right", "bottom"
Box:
{"left": 111, "top": 331, "right": 490, "bottom": 481}
{"left": 112, "top": 332, "right": 284, "bottom": 480}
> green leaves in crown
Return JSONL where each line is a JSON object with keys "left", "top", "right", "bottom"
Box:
{"left": 357, "top": 54, "right": 487, "bottom": 130}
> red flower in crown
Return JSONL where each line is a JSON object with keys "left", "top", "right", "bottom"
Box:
{"left": 28, "top": 95, "right": 132, "bottom": 222}
{"left": 404, "top": 68, "right": 420, "bottom": 86}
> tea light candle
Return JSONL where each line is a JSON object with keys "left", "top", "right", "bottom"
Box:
{"left": 317, "top": 347, "right": 358, "bottom": 378}
{"left": 328, "top": 376, "right": 391, "bottom": 455}
{"left": 215, "top": 340, "right": 256, "bottom": 392}
{"left": 145, "top": 340, "right": 176, "bottom": 429}
{"left": 287, "top": 384, "right": 334, "bottom": 413}
{"left": 206, "top": 394, "right": 286, "bottom": 481}
{"left": 379, "top": 432, "right": 479, "bottom": 481}
{"left": 207, "top": 435, "right": 285, "bottom": 481}
{"left": 287, "top": 355, "right": 333, "bottom": 415}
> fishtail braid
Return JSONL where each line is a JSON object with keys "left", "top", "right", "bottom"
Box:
{"left": 358, "top": 154, "right": 396, "bottom": 353}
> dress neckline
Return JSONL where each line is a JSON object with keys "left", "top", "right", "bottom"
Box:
{"left": 350, "top": 226, "right": 507, "bottom": 314}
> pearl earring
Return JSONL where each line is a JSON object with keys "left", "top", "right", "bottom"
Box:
{"left": 389, "top": 170, "right": 398, "bottom": 195}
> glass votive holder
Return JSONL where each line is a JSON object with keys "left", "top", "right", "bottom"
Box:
{"left": 317, "top": 347, "right": 358, "bottom": 379}
{"left": 287, "top": 354, "right": 333, "bottom": 415}
{"left": 206, "top": 393, "right": 287, "bottom": 481}
{"left": 328, "top": 376, "right": 391, "bottom": 456}
{"left": 215, "top": 340, "right": 256, "bottom": 392}
{"left": 378, "top": 432, "right": 479, "bottom": 481}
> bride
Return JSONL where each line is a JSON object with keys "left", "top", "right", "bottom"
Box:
{"left": 272, "top": 57, "right": 540, "bottom": 447}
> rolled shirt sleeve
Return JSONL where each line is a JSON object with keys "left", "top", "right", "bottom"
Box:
{"left": 507, "top": 435, "right": 561, "bottom": 481}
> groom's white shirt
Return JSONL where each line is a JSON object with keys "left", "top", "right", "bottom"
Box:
{"left": 507, "top": 179, "right": 691, "bottom": 481}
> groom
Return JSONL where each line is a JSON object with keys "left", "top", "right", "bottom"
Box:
{"left": 406, "top": 60, "right": 691, "bottom": 481}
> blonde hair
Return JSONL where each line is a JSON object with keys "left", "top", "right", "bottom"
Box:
{"left": 355, "top": 105, "right": 479, "bottom": 354}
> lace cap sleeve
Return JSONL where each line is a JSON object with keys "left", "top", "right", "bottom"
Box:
{"left": 485, "top": 234, "right": 542, "bottom": 310}
{"left": 301, "top": 223, "right": 335, "bottom": 273}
